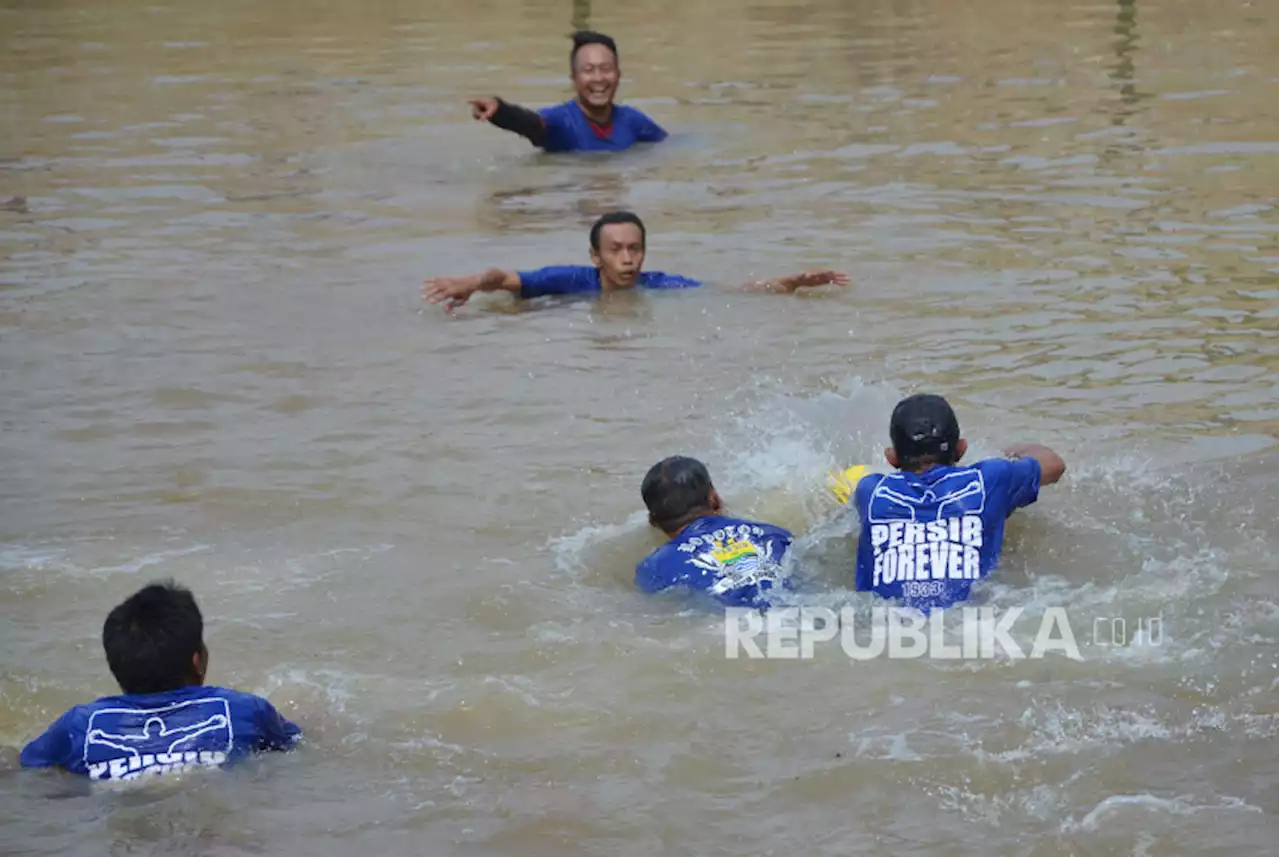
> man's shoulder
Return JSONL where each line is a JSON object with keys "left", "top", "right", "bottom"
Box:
{"left": 688, "top": 515, "right": 793, "bottom": 541}
{"left": 538, "top": 100, "right": 578, "bottom": 119}
{"left": 638, "top": 271, "right": 701, "bottom": 289}
{"left": 614, "top": 103, "right": 655, "bottom": 121}
{"left": 105, "top": 686, "right": 269, "bottom": 711}
{"left": 971, "top": 456, "right": 1039, "bottom": 481}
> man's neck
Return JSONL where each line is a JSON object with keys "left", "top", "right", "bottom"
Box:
{"left": 598, "top": 272, "right": 636, "bottom": 292}
{"left": 664, "top": 509, "right": 718, "bottom": 540}
{"left": 904, "top": 461, "right": 948, "bottom": 475}
{"left": 576, "top": 98, "right": 614, "bottom": 125}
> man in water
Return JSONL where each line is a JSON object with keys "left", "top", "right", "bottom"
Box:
{"left": 20, "top": 581, "right": 301, "bottom": 781}
{"left": 635, "top": 456, "right": 795, "bottom": 609}
{"left": 851, "top": 393, "right": 1067, "bottom": 612}
{"left": 422, "top": 210, "right": 848, "bottom": 311}
{"left": 468, "top": 30, "right": 667, "bottom": 153}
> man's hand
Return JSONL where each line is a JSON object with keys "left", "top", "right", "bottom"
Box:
{"left": 423, "top": 275, "right": 481, "bottom": 313}
{"left": 774, "top": 270, "right": 850, "bottom": 292}
{"left": 423, "top": 268, "right": 519, "bottom": 313}
{"left": 738, "top": 270, "right": 850, "bottom": 294}
{"left": 1003, "top": 442, "right": 1067, "bottom": 485}
{"left": 469, "top": 98, "right": 499, "bottom": 121}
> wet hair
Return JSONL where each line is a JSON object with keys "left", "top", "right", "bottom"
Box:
{"left": 570, "top": 30, "right": 618, "bottom": 72}
{"left": 103, "top": 580, "right": 204, "bottom": 695}
{"left": 589, "top": 211, "right": 646, "bottom": 251}
{"left": 642, "top": 456, "right": 715, "bottom": 532}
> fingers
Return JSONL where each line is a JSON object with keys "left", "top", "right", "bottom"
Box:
{"left": 468, "top": 99, "right": 496, "bottom": 120}
{"left": 422, "top": 279, "right": 455, "bottom": 304}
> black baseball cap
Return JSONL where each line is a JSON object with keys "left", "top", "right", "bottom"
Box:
{"left": 889, "top": 394, "right": 961, "bottom": 461}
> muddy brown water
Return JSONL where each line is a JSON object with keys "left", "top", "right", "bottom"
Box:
{"left": 0, "top": 0, "right": 1276, "bottom": 855}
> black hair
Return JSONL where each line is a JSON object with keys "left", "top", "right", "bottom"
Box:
{"left": 102, "top": 580, "right": 204, "bottom": 695}
{"left": 589, "top": 211, "right": 646, "bottom": 251}
{"left": 570, "top": 30, "right": 618, "bottom": 72}
{"left": 642, "top": 456, "right": 715, "bottom": 532}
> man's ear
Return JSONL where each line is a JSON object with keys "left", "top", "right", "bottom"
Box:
{"left": 884, "top": 447, "right": 899, "bottom": 468}
{"left": 708, "top": 488, "right": 724, "bottom": 513}
{"left": 589, "top": 246, "right": 602, "bottom": 267}
{"left": 192, "top": 645, "right": 208, "bottom": 683}
{"left": 954, "top": 439, "right": 967, "bottom": 463}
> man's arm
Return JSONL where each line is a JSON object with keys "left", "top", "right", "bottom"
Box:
{"left": 255, "top": 699, "right": 303, "bottom": 752}
{"left": 469, "top": 97, "right": 546, "bottom": 147}
{"left": 1003, "top": 443, "right": 1066, "bottom": 485}
{"left": 737, "top": 270, "right": 850, "bottom": 294}
{"left": 422, "top": 268, "right": 522, "bottom": 312}
{"left": 630, "top": 109, "right": 668, "bottom": 144}
{"left": 19, "top": 712, "right": 74, "bottom": 769}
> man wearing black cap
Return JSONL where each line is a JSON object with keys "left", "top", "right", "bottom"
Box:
{"left": 851, "top": 394, "right": 1066, "bottom": 612}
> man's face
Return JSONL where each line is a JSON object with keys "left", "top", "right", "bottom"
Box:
{"left": 590, "top": 222, "right": 645, "bottom": 288}
{"left": 572, "top": 43, "right": 620, "bottom": 111}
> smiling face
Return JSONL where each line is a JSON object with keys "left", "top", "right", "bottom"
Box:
{"left": 590, "top": 221, "right": 645, "bottom": 290}
{"left": 571, "top": 42, "right": 620, "bottom": 113}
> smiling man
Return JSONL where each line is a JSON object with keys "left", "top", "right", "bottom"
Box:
{"left": 467, "top": 31, "right": 667, "bottom": 153}
{"left": 422, "top": 211, "right": 849, "bottom": 311}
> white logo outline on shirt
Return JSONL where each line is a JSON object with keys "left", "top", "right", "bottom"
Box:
{"left": 83, "top": 697, "right": 234, "bottom": 780}
{"left": 867, "top": 468, "right": 986, "bottom": 523}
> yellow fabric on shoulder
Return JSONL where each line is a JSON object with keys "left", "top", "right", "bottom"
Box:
{"left": 827, "top": 464, "right": 869, "bottom": 505}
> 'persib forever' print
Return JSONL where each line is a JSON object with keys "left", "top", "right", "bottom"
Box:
{"left": 84, "top": 697, "right": 233, "bottom": 781}
{"left": 868, "top": 469, "right": 986, "bottom": 587}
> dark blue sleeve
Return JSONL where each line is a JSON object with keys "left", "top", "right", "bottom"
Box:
{"left": 537, "top": 104, "right": 575, "bottom": 152}
{"left": 19, "top": 711, "right": 74, "bottom": 769}
{"left": 852, "top": 473, "right": 880, "bottom": 512}
{"left": 255, "top": 698, "right": 302, "bottom": 752}
{"left": 635, "top": 555, "right": 667, "bottom": 593}
{"left": 638, "top": 271, "right": 702, "bottom": 290}
{"left": 1004, "top": 456, "right": 1042, "bottom": 510}
{"left": 985, "top": 457, "right": 1042, "bottom": 516}
{"left": 624, "top": 107, "right": 668, "bottom": 143}
{"left": 516, "top": 266, "right": 598, "bottom": 299}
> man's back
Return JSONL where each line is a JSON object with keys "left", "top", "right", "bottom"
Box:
{"left": 20, "top": 684, "right": 300, "bottom": 781}
{"left": 853, "top": 457, "right": 1042, "bottom": 611}
{"left": 636, "top": 515, "right": 794, "bottom": 608}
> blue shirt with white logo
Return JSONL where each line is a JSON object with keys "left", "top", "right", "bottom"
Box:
{"left": 636, "top": 515, "right": 795, "bottom": 608}
{"left": 517, "top": 265, "right": 701, "bottom": 299}
{"left": 538, "top": 100, "right": 667, "bottom": 153}
{"left": 19, "top": 685, "right": 301, "bottom": 781}
{"left": 853, "top": 458, "right": 1042, "bottom": 611}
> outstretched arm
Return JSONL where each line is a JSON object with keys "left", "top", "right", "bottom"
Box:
{"left": 423, "top": 268, "right": 522, "bottom": 312}
{"left": 469, "top": 97, "right": 546, "bottom": 147}
{"left": 1003, "top": 443, "right": 1067, "bottom": 485}
{"left": 737, "top": 270, "right": 850, "bottom": 294}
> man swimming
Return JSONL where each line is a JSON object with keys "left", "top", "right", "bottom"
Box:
{"left": 422, "top": 211, "right": 848, "bottom": 311}
{"left": 635, "top": 456, "right": 795, "bottom": 609}
{"left": 468, "top": 31, "right": 667, "bottom": 153}
{"left": 850, "top": 393, "right": 1067, "bottom": 612}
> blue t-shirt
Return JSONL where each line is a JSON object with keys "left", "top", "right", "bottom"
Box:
{"left": 19, "top": 684, "right": 301, "bottom": 781}
{"left": 538, "top": 100, "right": 667, "bottom": 153}
{"left": 636, "top": 515, "right": 795, "bottom": 608}
{"left": 517, "top": 265, "right": 701, "bottom": 299}
{"left": 853, "top": 458, "right": 1042, "bottom": 611}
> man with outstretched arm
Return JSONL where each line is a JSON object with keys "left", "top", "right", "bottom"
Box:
{"left": 851, "top": 393, "right": 1067, "bottom": 613}
{"left": 422, "top": 211, "right": 848, "bottom": 312}
{"left": 469, "top": 31, "right": 667, "bottom": 153}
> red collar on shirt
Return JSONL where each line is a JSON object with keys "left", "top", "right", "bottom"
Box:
{"left": 576, "top": 101, "right": 614, "bottom": 138}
